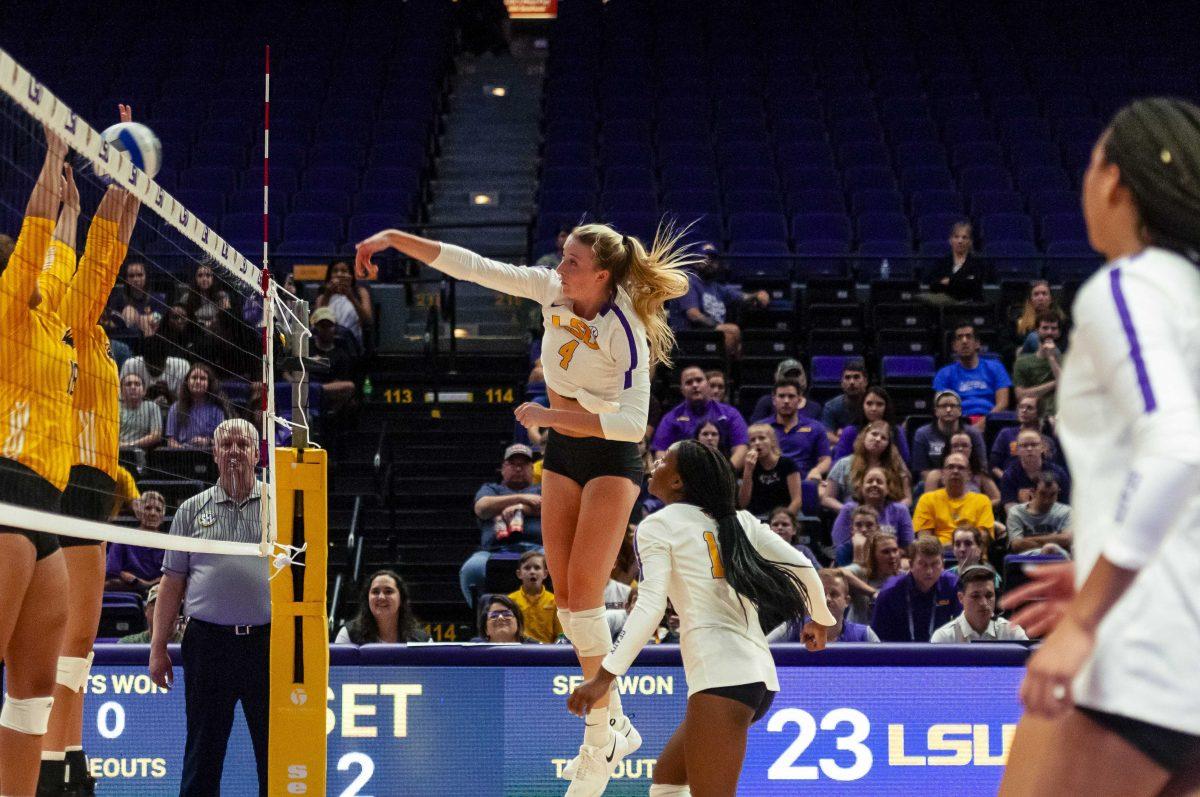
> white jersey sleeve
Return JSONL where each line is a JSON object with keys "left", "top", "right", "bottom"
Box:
{"left": 740, "top": 511, "right": 836, "bottom": 626}
{"left": 430, "top": 243, "right": 560, "bottom": 306}
{"left": 1073, "top": 264, "right": 1200, "bottom": 569}
{"left": 603, "top": 515, "right": 671, "bottom": 677}
{"left": 597, "top": 329, "right": 650, "bottom": 442}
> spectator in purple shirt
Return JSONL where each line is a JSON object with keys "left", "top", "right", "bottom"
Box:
{"left": 871, "top": 535, "right": 961, "bottom": 642}
{"left": 766, "top": 378, "right": 832, "bottom": 480}
{"left": 769, "top": 569, "right": 879, "bottom": 643}
{"left": 989, "top": 396, "right": 1062, "bottom": 479}
{"left": 105, "top": 491, "right": 167, "bottom": 594}
{"left": 652, "top": 365, "right": 750, "bottom": 469}
{"left": 832, "top": 467, "right": 915, "bottom": 560}
{"left": 932, "top": 325, "right": 1012, "bottom": 422}
{"left": 833, "top": 385, "right": 912, "bottom": 466}
{"left": 165, "top": 363, "right": 229, "bottom": 449}
{"left": 749, "top": 358, "right": 823, "bottom": 423}
{"left": 675, "top": 241, "right": 770, "bottom": 359}
{"left": 1000, "top": 429, "right": 1071, "bottom": 509}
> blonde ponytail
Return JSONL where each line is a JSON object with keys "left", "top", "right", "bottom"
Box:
{"left": 571, "top": 220, "right": 698, "bottom": 368}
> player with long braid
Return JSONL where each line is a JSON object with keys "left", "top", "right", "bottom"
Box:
{"left": 569, "top": 439, "right": 833, "bottom": 797}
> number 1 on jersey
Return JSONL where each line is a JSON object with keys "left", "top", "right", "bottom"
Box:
{"left": 704, "top": 531, "right": 726, "bottom": 579}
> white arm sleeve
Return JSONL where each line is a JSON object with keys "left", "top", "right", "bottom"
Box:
{"left": 430, "top": 243, "right": 559, "bottom": 306}
{"left": 602, "top": 519, "right": 670, "bottom": 677}
{"left": 741, "top": 512, "right": 837, "bottom": 626}
{"left": 1084, "top": 268, "right": 1200, "bottom": 569}
{"left": 597, "top": 368, "right": 651, "bottom": 442}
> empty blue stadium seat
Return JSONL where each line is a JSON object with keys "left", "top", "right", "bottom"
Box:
{"left": 856, "top": 212, "right": 911, "bottom": 245}
{"left": 728, "top": 212, "right": 788, "bottom": 244}
{"left": 959, "top": 165, "right": 1012, "bottom": 193}
{"left": 792, "top": 213, "right": 852, "bottom": 244}
{"left": 284, "top": 213, "right": 343, "bottom": 244}
{"left": 970, "top": 190, "right": 1025, "bottom": 218}
{"left": 811, "top": 355, "right": 851, "bottom": 386}
{"left": 909, "top": 189, "right": 964, "bottom": 217}
{"left": 882, "top": 355, "right": 936, "bottom": 384}
{"left": 725, "top": 190, "right": 784, "bottom": 214}
{"left": 917, "top": 213, "right": 964, "bottom": 243}
{"left": 981, "top": 213, "right": 1035, "bottom": 243}
{"left": 787, "top": 189, "right": 846, "bottom": 215}
{"left": 1040, "top": 213, "right": 1089, "bottom": 244}
{"left": 851, "top": 190, "right": 905, "bottom": 215}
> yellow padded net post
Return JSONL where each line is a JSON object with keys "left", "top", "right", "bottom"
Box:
{"left": 268, "top": 446, "right": 329, "bottom": 796}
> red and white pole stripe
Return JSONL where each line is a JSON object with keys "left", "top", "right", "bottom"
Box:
{"left": 260, "top": 44, "right": 276, "bottom": 551}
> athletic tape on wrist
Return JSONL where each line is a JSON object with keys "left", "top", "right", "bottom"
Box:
{"left": 0, "top": 694, "right": 54, "bottom": 735}
{"left": 569, "top": 606, "right": 612, "bottom": 657}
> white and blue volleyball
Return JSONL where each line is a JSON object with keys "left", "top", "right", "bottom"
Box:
{"left": 100, "top": 121, "right": 162, "bottom": 178}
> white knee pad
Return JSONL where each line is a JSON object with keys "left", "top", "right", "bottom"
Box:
{"left": 569, "top": 606, "right": 612, "bottom": 658}
{"left": 649, "top": 784, "right": 691, "bottom": 796}
{"left": 557, "top": 608, "right": 573, "bottom": 643}
{"left": 56, "top": 652, "right": 93, "bottom": 693}
{"left": 0, "top": 694, "right": 55, "bottom": 735}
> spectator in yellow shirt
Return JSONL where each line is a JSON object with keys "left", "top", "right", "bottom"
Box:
{"left": 507, "top": 550, "right": 563, "bottom": 644}
{"left": 912, "top": 452, "right": 994, "bottom": 545}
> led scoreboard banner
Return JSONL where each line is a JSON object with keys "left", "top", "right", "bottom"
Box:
{"left": 58, "top": 644, "right": 1028, "bottom": 795}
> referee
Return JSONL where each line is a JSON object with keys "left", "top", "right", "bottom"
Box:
{"left": 148, "top": 418, "right": 270, "bottom": 796}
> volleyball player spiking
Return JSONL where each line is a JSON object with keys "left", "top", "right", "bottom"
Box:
{"left": 0, "top": 127, "right": 77, "bottom": 797}
{"left": 568, "top": 440, "right": 833, "bottom": 797}
{"left": 999, "top": 98, "right": 1200, "bottom": 795}
{"left": 37, "top": 104, "right": 142, "bottom": 796}
{"left": 356, "top": 223, "right": 693, "bottom": 795}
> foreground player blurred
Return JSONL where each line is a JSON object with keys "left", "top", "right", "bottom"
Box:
{"left": 1000, "top": 98, "right": 1200, "bottom": 795}
{"left": 569, "top": 440, "right": 833, "bottom": 797}
{"left": 0, "top": 129, "right": 75, "bottom": 797}
{"left": 38, "top": 104, "right": 142, "bottom": 796}
{"left": 357, "top": 223, "right": 693, "bottom": 794}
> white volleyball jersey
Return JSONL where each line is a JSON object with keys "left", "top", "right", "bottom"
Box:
{"left": 431, "top": 244, "right": 650, "bottom": 442}
{"left": 1055, "top": 247, "right": 1200, "bottom": 733}
{"left": 604, "top": 505, "right": 834, "bottom": 695}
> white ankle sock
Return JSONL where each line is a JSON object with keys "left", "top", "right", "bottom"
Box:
{"left": 608, "top": 683, "right": 624, "bottom": 722}
{"left": 649, "top": 784, "right": 691, "bottom": 796}
{"left": 583, "top": 706, "right": 610, "bottom": 747}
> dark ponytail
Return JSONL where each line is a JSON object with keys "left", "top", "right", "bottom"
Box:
{"left": 1104, "top": 97, "right": 1200, "bottom": 263}
{"left": 673, "top": 440, "right": 812, "bottom": 630}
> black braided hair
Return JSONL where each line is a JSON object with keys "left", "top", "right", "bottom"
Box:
{"left": 673, "top": 440, "right": 812, "bottom": 630}
{"left": 1104, "top": 97, "right": 1200, "bottom": 263}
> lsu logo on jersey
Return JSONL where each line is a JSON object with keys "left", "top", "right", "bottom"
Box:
{"left": 551, "top": 315, "right": 600, "bottom": 370}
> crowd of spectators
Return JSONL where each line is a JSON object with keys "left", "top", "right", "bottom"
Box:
{"left": 425, "top": 264, "right": 1082, "bottom": 649}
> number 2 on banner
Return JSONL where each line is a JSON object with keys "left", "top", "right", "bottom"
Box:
{"left": 558, "top": 339, "right": 579, "bottom": 370}
{"left": 703, "top": 531, "right": 725, "bottom": 579}
{"left": 337, "top": 752, "right": 375, "bottom": 797}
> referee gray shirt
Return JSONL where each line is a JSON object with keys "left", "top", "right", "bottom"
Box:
{"left": 162, "top": 480, "right": 271, "bottom": 626}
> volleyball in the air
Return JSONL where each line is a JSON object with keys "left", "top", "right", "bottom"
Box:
{"left": 100, "top": 121, "right": 162, "bottom": 178}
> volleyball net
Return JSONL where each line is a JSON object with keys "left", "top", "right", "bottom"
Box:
{"left": 0, "top": 45, "right": 307, "bottom": 561}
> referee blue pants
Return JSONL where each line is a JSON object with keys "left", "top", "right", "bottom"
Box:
{"left": 179, "top": 619, "right": 270, "bottom": 797}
